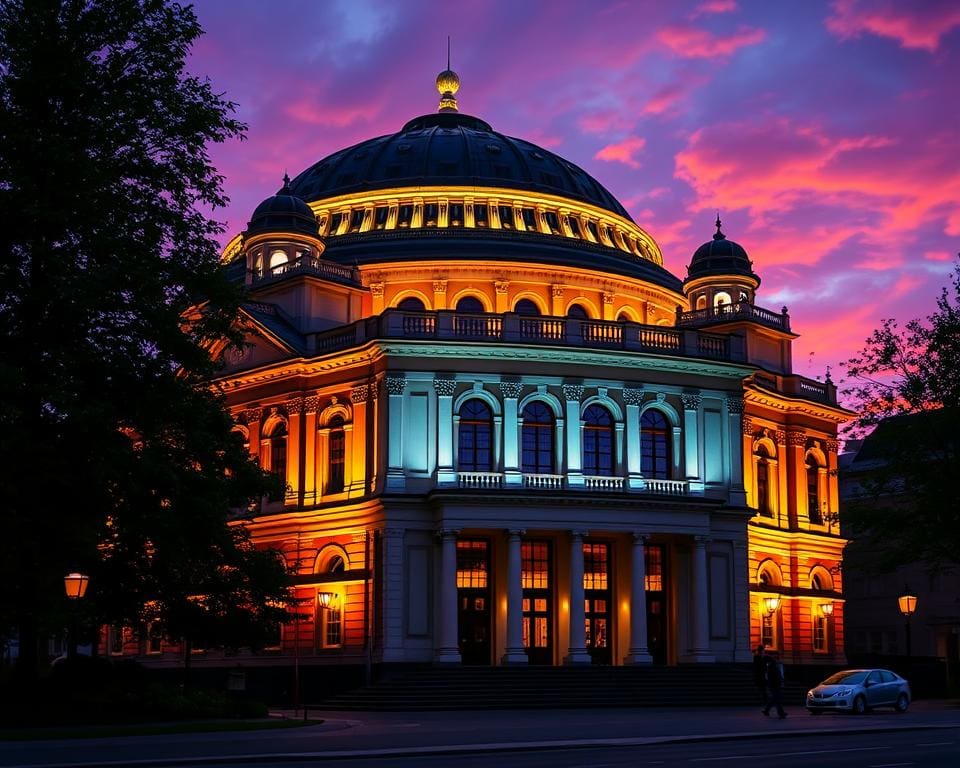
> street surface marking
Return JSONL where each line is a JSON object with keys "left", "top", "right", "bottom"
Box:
{"left": 867, "top": 763, "right": 914, "bottom": 767}
{"left": 693, "top": 746, "right": 886, "bottom": 761}
{"left": 914, "top": 741, "right": 953, "bottom": 746}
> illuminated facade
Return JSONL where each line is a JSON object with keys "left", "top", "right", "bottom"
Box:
{"left": 133, "top": 70, "right": 850, "bottom": 671}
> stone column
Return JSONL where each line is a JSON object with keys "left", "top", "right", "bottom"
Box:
{"left": 303, "top": 396, "right": 320, "bottom": 505}
{"left": 285, "top": 397, "right": 304, "bottom": 505}
{"left": 434, "top": 529, "right": 462, "bottom": 664}
{"left": 382, "top": 528, "right": 406, "bottom": 662}
{"left": 565, "top": 531, "right": 592, "bottom": 664}
{"left": 563, "top": 384, "right": 584, "bottom": 486}
{"left": 494, "top": 280, "right": 510, "bottom": 313}
{"left": 386, "top": 376, "right": 406, "bottom": 490}
{"left": 551, "top": 284, "right": 565, "bottom": 316}
{"left": 500, "top": 381, "right": 523, "bottom": 486}
{"left": 681, "top": 394, "right": 703, "bottom": 492}
{"left": 502, "top": 529, "right": 528, "bottom": 664}
{"left": 725, "top": 397, "right": 747, "bottom": 506}
{"left": 690, "top": 535, "right": 715, "bottom": 662}
{"left": 625, "top": 533, "right": 653, "bottom": 664}
{"left": 432, "top": 279, "right": 448, "bottom": 311}
{"left": 434, "top": 376, "right": 457, "bottom": 485}
{"left": 623, "top": 388, "right": 644, "bottom": 489}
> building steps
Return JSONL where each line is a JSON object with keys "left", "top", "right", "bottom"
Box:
{"left": 318, "top": 664, "right": 808, "bottom": 711}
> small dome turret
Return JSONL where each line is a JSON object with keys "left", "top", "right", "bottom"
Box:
{"left": 246, "top": 174, "right": 320, "bottom": 238}
{"left": 686, "top": 215, "right": 758, "bottom": 283}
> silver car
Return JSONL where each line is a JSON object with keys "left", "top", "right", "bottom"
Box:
{"left": 806, "top": 668, "right": 911, "bottom": 715}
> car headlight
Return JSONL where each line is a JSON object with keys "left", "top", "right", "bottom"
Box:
{"left": 807, "top": 690, "right": 815, "bottom": 697}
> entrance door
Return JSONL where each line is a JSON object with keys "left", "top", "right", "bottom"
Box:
{"left": 456, "top": 539, "right": 491, "bottom": 664}
{"left": 584, "top": 542, "right": 612, "bottom": 664}
{"left": 522, "top": 540, "right": 552, "bottom": 665}
{"left": 645, "top": 543, "right": 667, "bottom": 664}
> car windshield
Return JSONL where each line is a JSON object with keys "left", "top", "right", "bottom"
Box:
{"left": 823, "top": 670, "right": 868, "bottom": 685}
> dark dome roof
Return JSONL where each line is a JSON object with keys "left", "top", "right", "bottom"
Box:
{"left": 686, "top": 217, "right": 759, "bottom": 283}
{"left": 246, "top": 176, "right": 319, "bottom": 238}
{"left": 286, "top": 112, "right": 631, "bottom": 219}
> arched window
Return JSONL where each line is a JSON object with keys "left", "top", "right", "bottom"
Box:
{"left": 514, "top": 299, "right": 541, "bottom": 316}
{"left": 269, "top": 249, "right": 288, "bottom": 273}
{"left": 522, "top": 401, "right": 554, "bottom": 474}
{"left": 640, "top": 410, "right": 670, "bottom": 479}
{"left": 616, "top": 312, "right": 632, "bottom": 322}
{"left": 695, "top": 295, "right": 707, "bottom": 310}
{"left": 328, "top": 416, "right": 345, "bottom": 494}
{"left": 566, "top": 303, "right": 589, "bottom": 320}
{"left": 812, "top": 573, "right": 823, "bottom": 591}
{"left": 456, "top": 296, "right": 485, "bottom": 313}
{"left": 806, "top": 455, "right": 822, "bottom": 523}
{"left": 267, "top": 421, "right": 287, "bottom": 501}
{"left": 582, "top": 404, "right": 614, "bottom": 476}
{"left": 397, "top": 296, "right": 426, "bottom": 311}
{"left": 458, "top": 399, "right": 492, "bottom": 472}
{"left": 756, "top": 444, "right": 773, "bottom": 517}
{"left": 713, "top": 291, "right": 732, "bottom": 308}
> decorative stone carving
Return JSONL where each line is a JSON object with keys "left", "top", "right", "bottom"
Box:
{"left": 681, "top": 394, "right": 702, "bottom": 410}
{"left": 304, "top": 396, "right": 320, "bottom": 412}
{"left": 552, "top": 284, "right": 565, "bottom": 299}
{"left": 494, "top": 280, "right": 509, "bottom": 295}
{"left": 786, "top": 430, "right": 807, "bottom": 447}
{"left": 351, "top": 385, "right": 369, "bottom": 404}
{"left": 369, "top": 282, "right": 384, "bottom": 298}
{"left": 726, "top": 397, "right": 745, "bottom": 414}
{"left": 499, "top": 380, "right": 523, "bottom": 399}
{"left": 369, "top": 379, "right": 380, "bottom": 400}
{"left": 656, "top": 392, "right": 666, "bottom": 403}
{"left": 601, "top": 291, "right": 615, "bottom": 305}
{"left": 631, "top": 532, "right": 649, "bottom": 543}
{"left": 385, "top": 376, "right": 406, "bottom": 396}
{"left": 432, "top": 279, "right": 447, "bottom": 294}
{"left": 285, "top": 396, "right": 304, "bottom": 413}
{"left": 436, "top": 528, "right": 461, "bottom": 539}
{"left": 433, "top": 377, "right": 457, "bottom": 396}
{"left": 241, "top": 408, "right": 262, "bottom": 424}
{"left": 825, "top": 439, "right": 839, "bottom": 453}
{"left": 622, "top": 388, "right": 645, "bottom": 405}
{"left": 776, "top": 430, "right": 787, "bottom": 446}
{"left": 562, "top": 384, "right": 584, "bottom": 401}
{"left": 742, "top": 416, "right": 753, "bottom": 432}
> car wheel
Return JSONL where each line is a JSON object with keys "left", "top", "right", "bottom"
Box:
{"left": 852, "top": 695, "right": 867, "bottom": 715}
{"left": 895, "top": 693, "right": 909, "bottom": 713}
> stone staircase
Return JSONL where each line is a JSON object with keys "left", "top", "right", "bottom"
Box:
{"left": 318, "top": 665, "right": 809, "bottom": 711}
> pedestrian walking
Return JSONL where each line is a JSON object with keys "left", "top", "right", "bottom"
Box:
{"left": 752, "top": 644, "right": 767, "bottom": 705}
{"left": 761, "top": 651, "right": 787, "bottom": 718}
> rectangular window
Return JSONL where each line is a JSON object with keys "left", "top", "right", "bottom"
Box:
{"left": 813, "top": 614, "right": 827, "bottom": 652}
{"left": 373, "top": 206, "right": 389, "bottom": 230}
{"left": 348, "top": 209, "right": 364, "bottom": 233}
{"left": 644, "top": 545, "right": 663, "bottom": 592}
{"left": 423, "top": 203, "right": 439, "bottom": 227}
{"left": 474, "top": 204, "right": 488, "bottom": 227}
{"left": 521, "top": 208, "right": 537, "bottom": 231}
{"left": 328, "top": 429, "right": 345, "bottom": 493}
{"left": 568, "top": 217, "right": 581, "bottom": 238}
{"left": 457, "top": 540, "right": 489, "bottom": 588}
{"left": 761, "top": 613, "right": 775, "bottom": 649}
{"left": 583, "top": 543, "right": 609, "bottom": 590}
{"left": 498, "top": 205, "right": 514, "bottom": 229}
{"left": 521, "top": 542, "right": 550, "bottom": 589}
{"left": 449, "top": 202, "right": 464, "bottom": 227}
{"left": 544, "top": 210, "right": 561, "bottom": 234}
{"left": 328, "top": 212, "right": 343, "bottom": 234}
{"left": 324, "top": 605, "right": 342, "bottom": 647}
{"left": 397, "top": 204, "right": 413, "bottom": 228}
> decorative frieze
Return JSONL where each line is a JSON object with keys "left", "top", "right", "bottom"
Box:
{"left": 562, "top": 384, "right": 584, "bottom": 401}
{"left": 499, "top": 380, "right": 523, "bottom": 399}
{"left": 681, "top": 394, "right": 702, "bottom": 410}
{"left": 622, "top": 388, "right": 645, "bottom": 405}
{"left": 385, "top": 376, "right": 406, "bottom": 396}
{"left": 433, "top": 377, "right": 457, "bottom": 397}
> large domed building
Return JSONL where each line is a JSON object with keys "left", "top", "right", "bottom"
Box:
{"left": 138, "top": 70, "right": 851, "bottom": 681}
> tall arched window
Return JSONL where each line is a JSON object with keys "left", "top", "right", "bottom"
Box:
{"left": 566, "top": 303, "right": 589, "bottom": 320}
{"left": 328, "top": 416, "right": 345, "bottom": 494}
{"left": 582, "top": 405, "right": 613, "bottom": 476}
{"left": 522, "top": 402, "right": 555, "bottom": 474}
{"left": 806, "top": 455, "right": 822, "bottom": 523}
{"left": 514, "top": 299, "right": 541, "bottom": 316}
{"left": 456, "top": 296, "right": 485, "bottom": 313}
{"left": 640, "top": 410, "right": 670, "bottom": 479}
{"left": 267, "top": 421, "right": 287, "bottom": 501}
{"left": 458, "top": 399, "right": 492, "bottom": 472}
{"left": 756, "top": 445, "right": 773, "bottom": 517}
{"left": 397, "top": 296, "right": 426, "bottom": 311}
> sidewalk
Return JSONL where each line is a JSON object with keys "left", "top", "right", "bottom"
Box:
{"left": 2, "top": 701, "right": 959, "bottom": 767}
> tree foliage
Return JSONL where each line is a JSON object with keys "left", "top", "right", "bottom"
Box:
{"left": 0, "top": 0, "right": 289, "bottom": 674}
{"left": 842, "top": 261, "right": 960, "bottom": 571}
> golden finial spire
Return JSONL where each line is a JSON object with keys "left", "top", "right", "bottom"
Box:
{"left": 436, "top": 36, "right": 460, "bottom": 112}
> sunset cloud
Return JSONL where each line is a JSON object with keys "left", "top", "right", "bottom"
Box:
{"left": 595, "top": 136, "right": 647, "bottom": 169}
{"left": 657, "top": 24, "right": 766, "bottom": 58}
{"left": 826, "top": 0, "right": 960, "bottom": 52}
{"left": 692, "top": 0, "right": 738, "bottom": 18}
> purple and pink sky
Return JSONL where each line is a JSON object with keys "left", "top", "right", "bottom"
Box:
{"left": 189, "top": 0, "right": 959, "bottom": 387}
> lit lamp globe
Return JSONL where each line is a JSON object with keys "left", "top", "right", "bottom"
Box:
{"left": 898, "top": 591, "right": 917, "bottom": 617}
{"left": 763, "top": 596, "right": 781, "bottom": 614}
{"left": 820, "top": 602, "right": 834, "bottom": 617}
{"left": 64, "top": 572, "right": 89, "bottom": 600}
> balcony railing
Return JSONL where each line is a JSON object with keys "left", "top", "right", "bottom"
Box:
{"left": 310, "top": 310, "right": 746, "bottom": 363}
{"left": 677, "top": 301, "right": 791, "bottom": 333}
{"left": 449, "top": 472, "right": 688, "bottom": 496}
{"left": 752, "top": 371, "right": 838, "bottom": 406}
{"left": 250, "top": 256, "right": 361, "bottom": 287}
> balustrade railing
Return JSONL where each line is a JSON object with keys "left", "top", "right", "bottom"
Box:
{"left": 522, "top": 473, "right": 566, "bottom": 490}
{"left": 583, "top": 475, "right": 624, "bottom": 491}
{"left": 641, "top": 479, "right": 688, "bottom": 495}
{"left": 458, "top": 472, "right": 504, "bottom": 489}
{"left": 252, "top": 255, "right": 360, "bottom": 285}
{"left": 310, "top": 310, "right": 745, "bottom": 363}
{"left": 677, "top": 301, "right": 790, "bottom": 332}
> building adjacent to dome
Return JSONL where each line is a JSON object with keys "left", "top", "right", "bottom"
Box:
{"left": 128, "top": 70, "right": 851, "bottom": 683}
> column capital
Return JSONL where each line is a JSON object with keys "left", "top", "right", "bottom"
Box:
{"left": 825, "top": 438, "right": 839, "bottom": 453}
{"left": 505, "top": 528, "right": 526, "bottom": 539}
{"left": 725, "top": 396, "right": 745, "bottom": 414}
{"left": 432, "top": 279, "right": 448, "bottom": 294}
{"left": 551, "top": 284, "right": 565, "bottom": 299}
{"left": 494, "top": 280, "right": 510, "bottom": 295}
{"left": 350, "top": 385, "right": 370, "bottom": 404}
{"left": 693, "top": 534, "right": 711, "bottom": 548}
{"left": 681, "top": 393, "right": 702, "bottom": 410}
{"left": 241, "top": 407, "right": 262, "bottom": 425}
{"left": 631, "top": 532, "right": 650, "bottom": 544}
{"left": 369, "top": 282, "right": 384, "bottom": 298}
{"left": 499, "top": 380, "right": 523, "bottom": 399}
{"left": 304, "top": 395, "right": 321, "bottom": 413}
{"left": 433, "top": 376, "right": 457, "bottom": 397}
{"left": 569, "top": 530, "right": 589, "bottom": 541}
{"left": 285, "top": 396, "right": 305, "bottom": 413}
{"left": 436, "top": 528, "right": 461, "bottom": 539}
{"left": 562, "top": 384, "right": 584, "bottom": 402}
{"left": 786, "top": 429, "right": 807, "bottom": 447}
{"left": 623, "top": 387, "right": 645, "bottom": 405}
{"left": 385, "top": 375, "right": 406, "bottom": 396}
{"left": 383, "top": 527, "right": 405, "bottom": 540}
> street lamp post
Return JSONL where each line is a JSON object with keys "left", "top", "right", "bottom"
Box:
{"left": 898, "top": 587, "right": 918, "bottom": 663}
{"left": 63, "top": 572, "right": 89, "bottom": 660}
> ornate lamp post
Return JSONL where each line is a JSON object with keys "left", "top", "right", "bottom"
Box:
{"left": 898, "top": 588, "right": 918, "bottom": 662}
{"left": 63, "top": 572, "right": 89, "bottom": 660}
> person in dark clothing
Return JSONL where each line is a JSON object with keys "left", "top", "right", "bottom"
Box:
{"left": 752, "top": 644, "right": 767, "bottom": 705}
{"left": 761, "top": 651, "right": 787, "bottom": 718}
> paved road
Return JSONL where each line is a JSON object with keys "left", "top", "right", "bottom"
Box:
{"left": 1, "top": 701, "right": 958, "bottom": 768}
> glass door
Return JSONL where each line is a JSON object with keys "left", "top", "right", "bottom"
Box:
{"left": 645, "top": 543, "right": 667, "bottom": 664}
{"left": 522, "top": 540, "right": 552, "bottom": 665}
{"left": 584, "top": 542, "right": 612, "bottom": 664}
{"left": 457, "top": 539, "right": 491, "bottom": 664}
